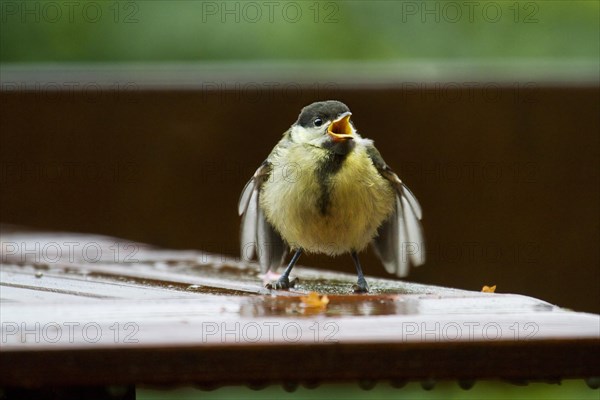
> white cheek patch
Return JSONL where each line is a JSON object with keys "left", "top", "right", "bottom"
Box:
{"left": 291, "top": 125, "right": 326, "bottom": 143}
{"left": 354, "top": 136, "right": 371, "bottom": 146}
{"left": 291, "top": 124, "right": 363, "bottom": 146}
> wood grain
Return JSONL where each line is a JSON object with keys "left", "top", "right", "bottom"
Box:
{"left": 1, "top": 227, "right": 598, "bottom": 387}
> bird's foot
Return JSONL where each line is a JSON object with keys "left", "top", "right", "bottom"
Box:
{"left": 266, "top": 276, "right": 298, "bottom": 290}
{"left": 352, "top": 278, "right": 369, "bottom": 293}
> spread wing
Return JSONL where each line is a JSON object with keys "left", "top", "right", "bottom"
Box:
{"left": 238, "top": 161, "right": 288, "bottom": 273}
{"left": 367, "top": 145, "right": 425, "bottom": 277}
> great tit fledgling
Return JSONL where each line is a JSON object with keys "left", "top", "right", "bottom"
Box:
{"left": 238, "top": 100, "right": 425, "bottom": 293}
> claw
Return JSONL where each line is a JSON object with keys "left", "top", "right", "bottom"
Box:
{"left": 266, "top": 277, "right": 298, "bottom": 290}
{"left": 352, "top": 278, "right": 369, "bottom": 293}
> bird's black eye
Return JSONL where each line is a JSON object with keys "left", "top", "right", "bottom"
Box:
{"left": 313, "top": 118, "right": 323, "bottom": 127}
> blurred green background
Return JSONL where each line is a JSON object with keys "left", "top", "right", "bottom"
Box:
{"left": 138, "top": 380, "right": 598, "bottom": 400}
{"left": 1, "top": 0, "right": 598, "bottom": 62}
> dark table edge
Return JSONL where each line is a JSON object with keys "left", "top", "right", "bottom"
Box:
{"left": 1, "top": 338, "right": 598, "bottom": 388}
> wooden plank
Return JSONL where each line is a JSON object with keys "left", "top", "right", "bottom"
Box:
{"left": 0, "top": 284, "right": 98, "bottom": 303}
{"left": 2, "top": 295, "right": 598, "bottom": 347}
{"left": 0, "top": 228, "right": 599, "bottom": 388}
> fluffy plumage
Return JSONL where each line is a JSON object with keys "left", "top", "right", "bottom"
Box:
{"left": 238, "top": 100, "right": 425, "bottom": 285}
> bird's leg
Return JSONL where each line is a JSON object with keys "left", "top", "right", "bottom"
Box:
{"left": 351, "top": 251, "right": 369, "bottom": 293}
{"left": 266, "top": 248, "right": 302, "bottom": 290}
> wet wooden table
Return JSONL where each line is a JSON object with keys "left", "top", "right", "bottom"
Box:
{"left": 1, "top": 227, "right": 599, "bottom": 398}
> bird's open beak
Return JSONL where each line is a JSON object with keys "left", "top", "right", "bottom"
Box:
{"left": 327, "top": 112, "right": 353, "bottom": 142}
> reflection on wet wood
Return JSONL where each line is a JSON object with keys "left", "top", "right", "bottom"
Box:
{"left": 1, "top": 227, "right": 599, "bottom": 388}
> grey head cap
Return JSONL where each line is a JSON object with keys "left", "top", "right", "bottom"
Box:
{"left": 296, "top": 100, "right": 351, "bottom": 128}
